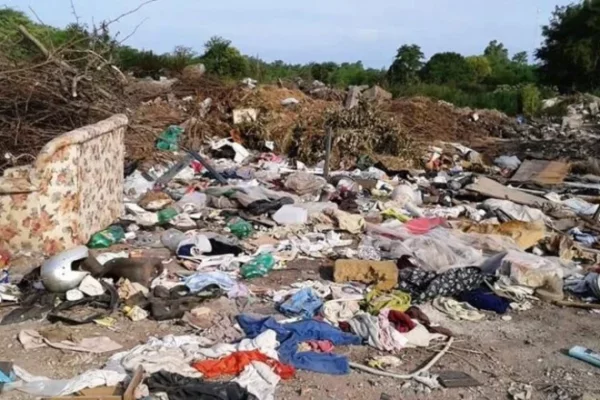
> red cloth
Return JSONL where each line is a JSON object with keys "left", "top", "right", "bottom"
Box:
{"left": 387, "top": 310, "right": 416, "bottom": 333}
{"left": 192, "top": 350, "right": 295, "bottom": 379}
{"left": 307, "top": 340, "right": 334, "bottom": 352}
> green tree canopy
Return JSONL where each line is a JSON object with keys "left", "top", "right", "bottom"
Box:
{"left": 536, "top": 0, "right": 600, "bottom": 92}
{"left": 387, "top": 44, "right": 424, "bottom": 85}
{"left": 421, "top": 52, "right": 474, "bottom": 85}
{"left": 201, "top": 36, "right": 249, "bottom": 78}
{"left": 465, "top": 56, "right": 492, "bottom": 83}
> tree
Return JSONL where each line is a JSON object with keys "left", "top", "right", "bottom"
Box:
{"left": 484, "top": 40, "right": 509, "bottom": 64}
{"left": 512, "top": 51, "right": 528, "bottom": 65}
{"left": 536, "top": 0, "right": 600, "bottom": 92}
{"left": 421, "top": 52, "right": 474, "bottom": 84}
{"left": 387, "top": 44, "right": 424, "bottom": 85}
{"left": 466, "top": 56, "right": 492, "bottom": 83}
{"left": 201, "top": 36, "right": 249, "bottom": 78}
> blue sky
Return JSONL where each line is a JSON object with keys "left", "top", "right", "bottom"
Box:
{"left": 4, "top": 0, "right": 575, "bottom": 68}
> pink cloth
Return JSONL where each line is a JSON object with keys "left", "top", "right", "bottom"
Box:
{"left": 405, "top": 217, "right": 446, "bottom": 234}
{"left": 307, "top": 340, "right": 334, "bottom": 352}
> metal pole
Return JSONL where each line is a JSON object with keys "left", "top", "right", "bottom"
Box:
{"left": 323, "top": 127, "right": 333, "bottom": 180}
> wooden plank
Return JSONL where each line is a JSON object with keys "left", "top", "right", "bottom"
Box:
{"left": 466, "top": 176, "right": 552, "bottom": 207}
{"left": 510, "top": 160, "right": 570, "bottom": 185}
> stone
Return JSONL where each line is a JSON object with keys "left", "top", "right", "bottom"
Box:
{"left": 344, "top": 86, "right": 361, "bottom": 110}
{"left": 182, "top": 63, "right": 206, "bottom": 80}
{"left": 362, "top": 85, "right": 392, "bottom": 102}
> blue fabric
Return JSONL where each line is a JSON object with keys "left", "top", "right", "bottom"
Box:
{"left": 184, "top": 271, "right": 236, "bottom": 293}
{"left": 237, "top": 314, "right": 361, "bottom": 375}
{"left": 458, "top": 288, "right": 509, "bottom": 314}
{"left": 278, "top": 288, "right": 323, "bottom": 319}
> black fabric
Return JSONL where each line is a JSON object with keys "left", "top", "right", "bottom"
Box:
{"left": 246, "top": 197, "right": 294, "bottom": 215}
{"left": 398, "top": 267, "right": 484, "bottom": 304}
{"left": 146, "top": 370, "right": 256, "bottom": 400}
{"left": 208, "top": 239, "right": 244, "bottom": 256}
{"left": 47, "top": 281, "right": 119, "bottom": 324}
{"left": 149, "top": 287, "right": 222, "bottom": 321}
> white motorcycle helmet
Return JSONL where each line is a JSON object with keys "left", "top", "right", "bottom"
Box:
{"left": 41, "top": 245, "right": 90, "bottom": 292}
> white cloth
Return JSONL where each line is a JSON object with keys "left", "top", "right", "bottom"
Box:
{"left": 348, "top": 312, "right": 407, "bottom": 351}
{"left": 192, "top": 330, "right": 279, "bottom": 360}
{"left": 107, "top": 335, "right": 213, "bottom": 378}
{"left": 322, "top": 299, "right": 361, "bottom": 325}
{"left": 18, "top": 330, "right": 122, "bottom": 353}
{"left": 13, "top": 366, "right": 126, "bottom": 397}
{"left": 233, "top": 361, "right": 280, "bottom": 400}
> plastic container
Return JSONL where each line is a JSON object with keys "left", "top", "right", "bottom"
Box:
{"left": 161, "top": 229, "right": 187, "bottom": 252}
{"left": 157, "top": 207, "right": 178, "bottom": 224}
{"left": 240, "top": 253, "right": 276, "bottom": 279}
{"left": 87, "top": 226, "right": 126, "bottom": 248}
{"left": 228, "top": 218, "right": 254, "bottom": 239}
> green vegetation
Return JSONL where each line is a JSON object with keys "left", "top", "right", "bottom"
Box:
{"left": 1, "top": 0, "right": 599, "bottom": 116}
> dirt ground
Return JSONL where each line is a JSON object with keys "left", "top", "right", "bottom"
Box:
{"left": 2, "top": 260, "right": 600, "bottom": 400}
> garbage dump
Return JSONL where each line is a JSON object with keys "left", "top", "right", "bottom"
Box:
{"left": 4, "top": 44, "right": 600, "bottom": 400}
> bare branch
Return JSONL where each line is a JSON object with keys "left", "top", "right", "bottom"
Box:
{"left": 70, "top": 0, "right": 81, "bottom": 26}
{"left": 28, "top": 6, "right": 45, "bottom": 25}
{"left": 104, "top": 0, "right": 159, "bottom": 28}
{"left": 118, "top": 17, "right": 149, "bottom": 44}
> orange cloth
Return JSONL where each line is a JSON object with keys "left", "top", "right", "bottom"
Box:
{"left": 192, "top": 350, "right": 295, "bottom": 379}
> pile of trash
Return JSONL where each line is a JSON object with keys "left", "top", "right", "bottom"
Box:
{"left": 4, "top": 107, "right": 600, "bottom": 399}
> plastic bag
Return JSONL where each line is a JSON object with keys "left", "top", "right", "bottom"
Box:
{"left": 240, "top": 253, "right": 275, "bottom": 279}
{"left": 88, "top": 226, "right": 125, "bottom": 249}
{"left": 284, "top": 172, "right": 326, "bottom": 196}
{"left": 156, "top": 125, "right": 184, "bottom": 151}
{"left": 494, "top": 155, "right": 521, "bottom": 170}
{"left": 228, "top": 218, "right": 254, "bottom": 239}
{"left": 482, "top": 199, "right": 547, "bottom": 222}
{"left": 157, "top": 208, "right": 178, "bottom": 224}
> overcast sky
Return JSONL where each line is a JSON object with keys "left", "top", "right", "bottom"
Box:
{"left": 4, "top": 0, "right": 575, "bottom": 68}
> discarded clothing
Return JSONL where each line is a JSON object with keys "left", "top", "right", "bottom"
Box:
{"left": 193, "top": 330, "right": 279, "bottom": 361}
{"left": 146, "top": 370, "right": 253, "bottom": 400}
{"left": 322, "top": 299, "right": 361, "bottom": 325}
{"left": 278, "top": 288, "right": 322, "bottom": 319}
{"left": 237, "top": 315, "right": 361, "bottom": 375}
{"left": 458, "top": 288, "right": 510, "bottom": 314}
{"left": 185, "top": 271, "right": 236, "bottom": 294}
{"left": 233, "top": 361, "right": 279, "bottom": 400}
{"left": 192, "top": 350, "right": 295, "bottom": 379}
{"left": 386, "top": 310, "right": 416, "bottom": 333}
{"left": 347, "top": 312, "right": 407, "bottom": 351}
{"left": 406, "top": 306, "right": 454, "bottom": 337}
{"left": 398, "top": 267, "right": 484, "bottom": 304}
{"left": 109, "top": 335, "right": 212, "bottom": 378}
{"left": 307, "top": 340, "right": 334, "bottom": 352}
{"left": 433, "top": 297, "right": 485, "bottom": 321}
{"left": 246, "top": 197, "right": 294, "bottom": 215}
{"left": 18, "top": 330, "right": 122, "bottom": 353}
{"left": 365, "top": 289, "right": 411, "bottom": 314}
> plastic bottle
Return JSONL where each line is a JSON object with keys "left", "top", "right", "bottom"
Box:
{"left": 87, "top": 226, "right": 126, "bottom": 248}
{"left": 157, "top": 207, "right": 178, "bottom": 224}
{"left": 240, "top": 253, "right": 276, "bottom": 279}
{"left": 161, "top": 229, "right": 187, "bottom": 252}
{"left": 228, "top": 218, "right": 254, "bottom": 239}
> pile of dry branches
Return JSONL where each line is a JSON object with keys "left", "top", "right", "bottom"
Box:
{"left": 0, "top": 24, "right": 130, "bottom": 171}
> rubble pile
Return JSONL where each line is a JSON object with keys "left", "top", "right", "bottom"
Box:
{"left": 385, "top": 97, "right": 518, "bottom": 142}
